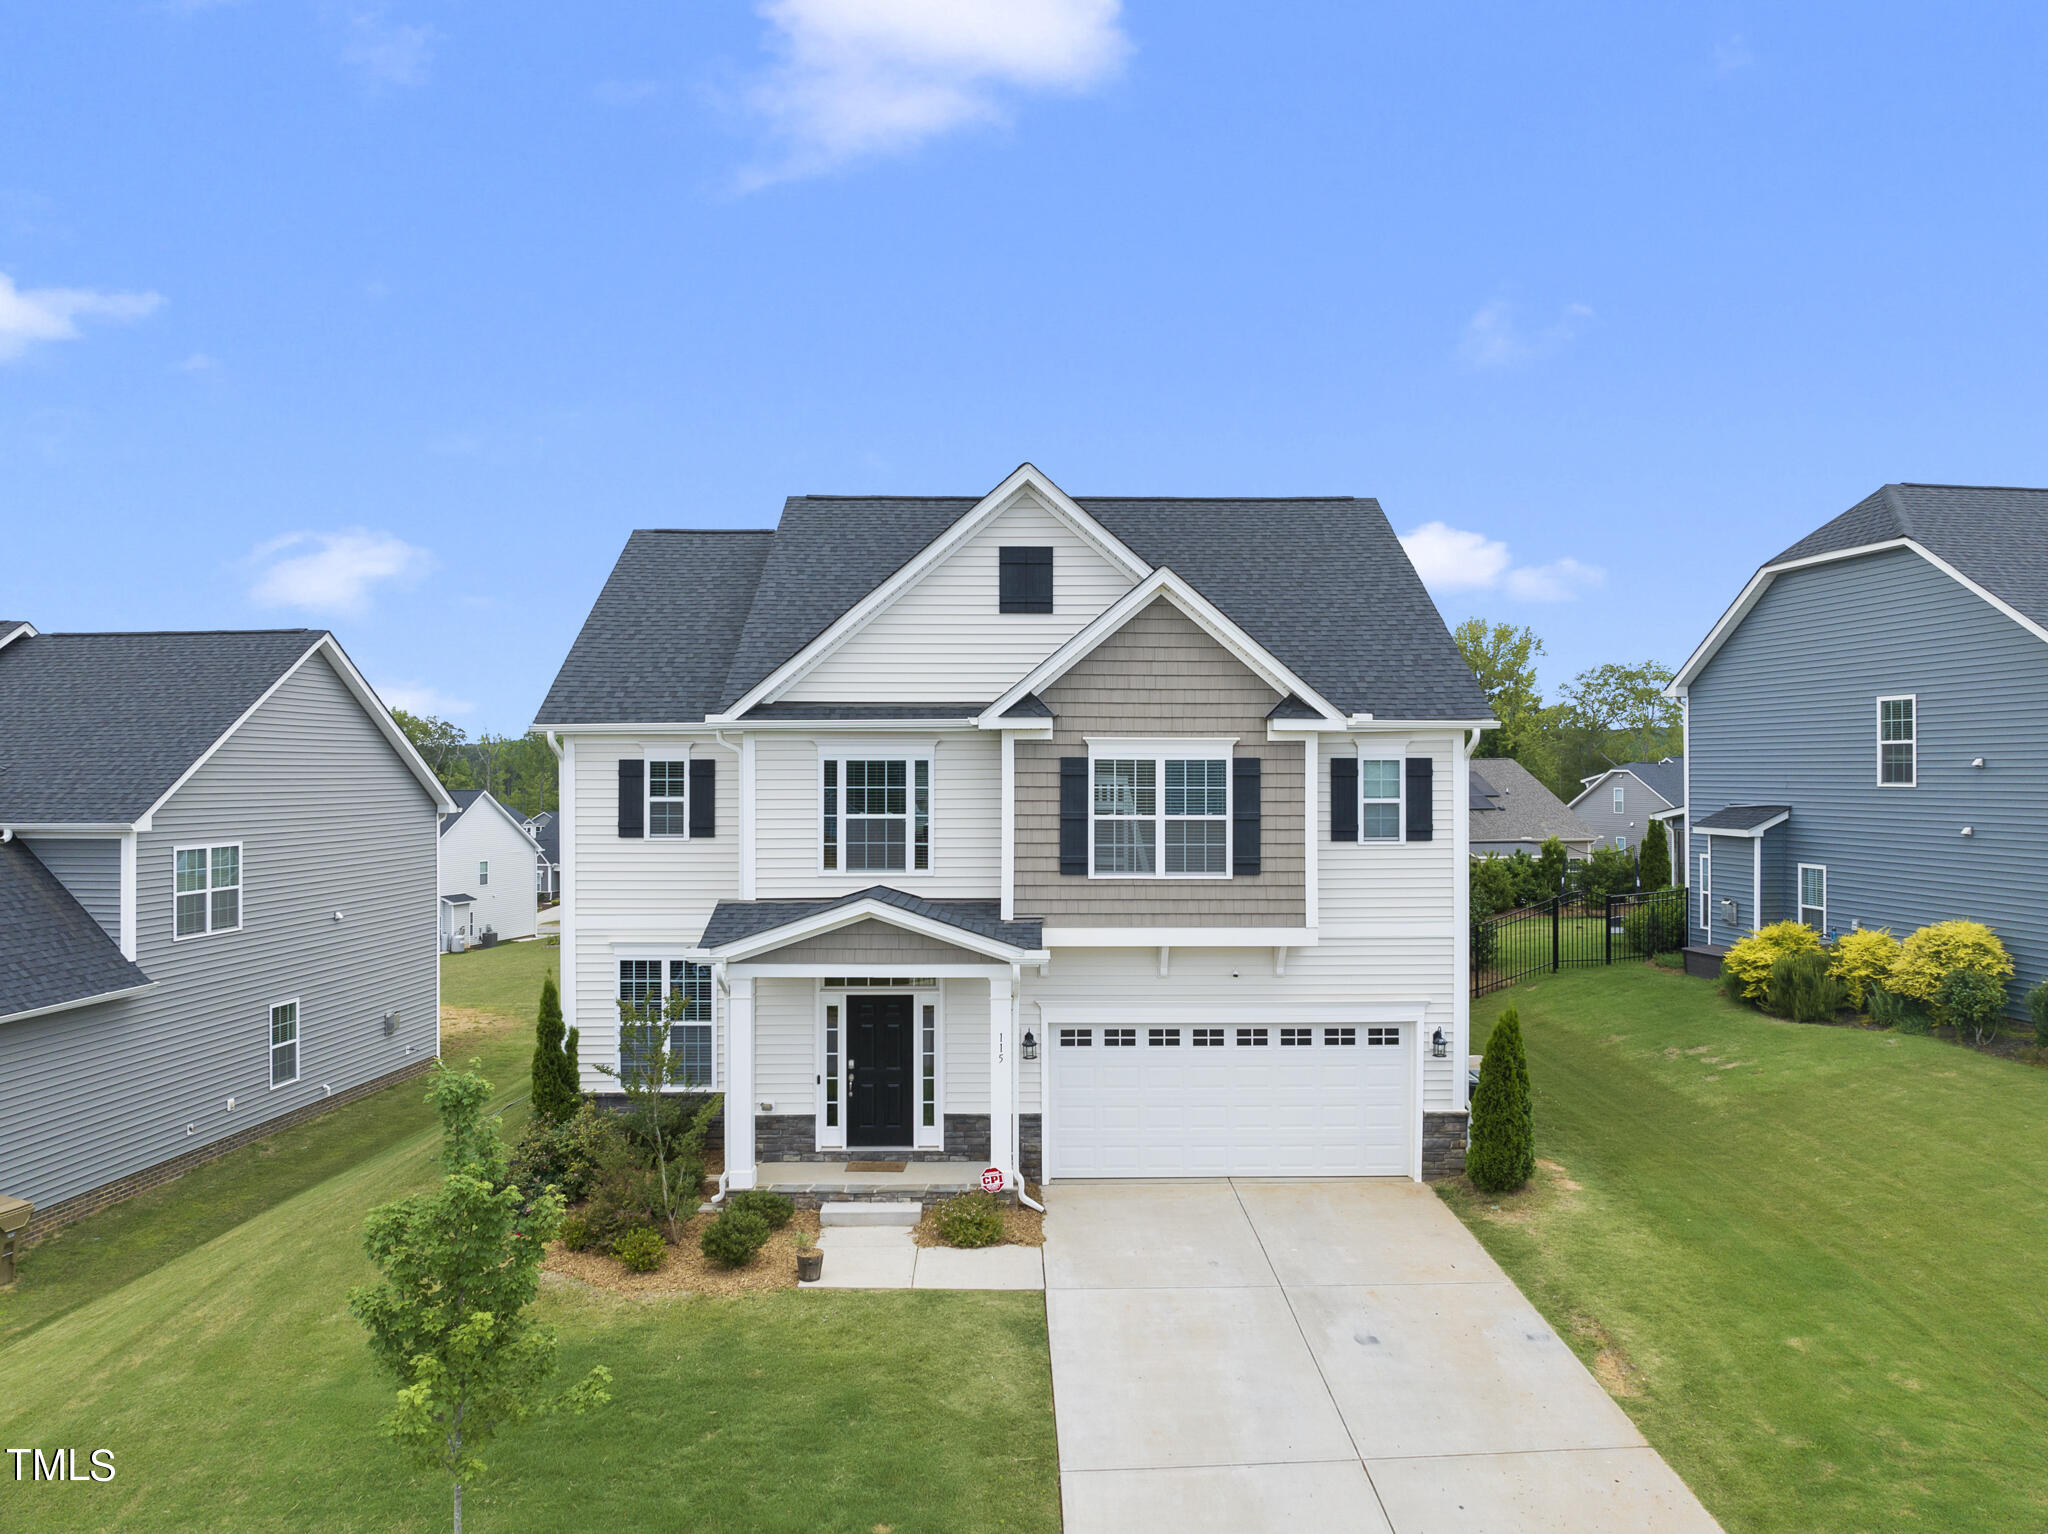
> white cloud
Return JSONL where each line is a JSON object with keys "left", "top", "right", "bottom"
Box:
{"left": 1713, "top": 34, "right": 1754, "bottom": 73}
{"left": 377, "top": 680, "right": 475, "bottom": 717}
{"left": 0, "top": 272, "right": 161, "bottom": 362}
{"left": 1458, "top": 298, "right": 1595, "bottom": 370}
{"left": 246, "top": 529, "right": 434, "bottom": 615}
{"left": 743, "top": 0, "right": 1129, "bottom": 185}
{"left": 1400, "top": 521, "right": 1604, "bottom": 604}
{"left": 340, "top": 10, "right": 434, "bottom": 87}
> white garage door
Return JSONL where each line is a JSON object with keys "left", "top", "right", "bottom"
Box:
{"left": 1049, "top": 1022, "right": 1412, "bottom": 1178}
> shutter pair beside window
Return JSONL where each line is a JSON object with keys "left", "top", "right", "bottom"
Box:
{"left": 1329, "top": 756, "right": 1434, "bottom": 842}
{"left": 1055, "top": 755, "right": 1262, "bottom": 875}
{"left": 617, "top": 758, "right": 716, "bottom": 838}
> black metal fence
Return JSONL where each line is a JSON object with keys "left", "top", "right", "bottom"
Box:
{"left": 1472, "top": 885, "right": 1690, "bottom": 999}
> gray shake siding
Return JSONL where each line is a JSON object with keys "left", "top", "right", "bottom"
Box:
{"left": 1688, "top": 545, "right": 2048, "bottom": 993}
{"left": 0, "top": 652, "right": 441, "bottom": 1213}
{"left": 21, "top": 837, "right": 120, "bottom": 940}
{"left": 1014, "top": 598, "right": 1307, "bottom": 925}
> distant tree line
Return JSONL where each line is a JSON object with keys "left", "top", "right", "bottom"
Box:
{"left": 1451, "top": 618, "right": 1683, "bottom": 802}
{"left": 392, "top": 710, "right": 559, "bottom": 819}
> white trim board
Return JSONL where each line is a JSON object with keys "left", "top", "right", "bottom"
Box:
{"left": 701, "top": 896, "right": 1047, "bottom": 964}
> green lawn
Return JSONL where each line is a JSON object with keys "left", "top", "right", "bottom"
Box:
{"left": 0, "top": 938, "right": 1060, "bottom": 1532}
{"left": 1442, "top": 966, "right": 2048, "bottom": 1533}
{"left": 441, "top": 934, "right": 560, "bottom": 1019}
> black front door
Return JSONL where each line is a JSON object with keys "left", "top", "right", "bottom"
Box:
{"left": 848, "top": 995, "right": 914, "bottom": 1147}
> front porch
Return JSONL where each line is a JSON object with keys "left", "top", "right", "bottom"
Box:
{"left": 755, "top": 1158, "right": 999, "bottom": 1207}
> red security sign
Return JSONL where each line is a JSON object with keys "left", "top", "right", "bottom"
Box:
{"left": 981, "top": 1167, "right": 1005, "bottom": 1193}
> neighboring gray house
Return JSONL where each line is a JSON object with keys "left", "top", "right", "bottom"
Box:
{"left": 0, "top": 624, "right": 452, "bottom": 1233}
{"left": 438, "top": 788, "right": 542, "bottom": 946}
{"left": 1468, "top": 758, "right": 1595, "bottom": 859}
{"left": 1671, "top": 483, "right": 2048, "bottom": 993}
{"left": 1570, "top": 757, "right": 1685, "bottom": 868}
{"left": 524, "top": 810, "right": 560, "bottom": 901}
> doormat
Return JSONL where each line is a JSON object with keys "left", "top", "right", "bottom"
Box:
{"left": 845, "top": 1161, "right": 908, "bottom": 1173}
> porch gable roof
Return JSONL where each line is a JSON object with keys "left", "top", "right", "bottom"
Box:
{"left": 699, "top": 887, "right": 1045, "bottom": 958}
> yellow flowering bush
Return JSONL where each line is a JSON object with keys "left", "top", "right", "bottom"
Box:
{"left": 1721, "top": 922, "right": 1824, "bottom": 1003}
{"left": 1887, "top": 920, "right": 2014, "bottom": 1006}
{"left": 1829, "top": 927, "right": 1902, "bottom": 1010}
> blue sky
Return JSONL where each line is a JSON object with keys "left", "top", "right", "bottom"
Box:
{"left": 6, "top": 2, "right": 2047, "bottom": 733}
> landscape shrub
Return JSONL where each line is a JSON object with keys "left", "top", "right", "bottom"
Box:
{"left": 610, "top": 1225, "right": 666, "bottom": 1273}
{"left": 1766, "top": 950, "right": 1847, "bottom": 1023}
{"left": 1720, "top": 922, "right": 1824, "bottom": 1004}
{"left": 1534, "top": 838, "right": 1569, "bottom": 901}
{"left": 1937, "top": 968, "right": 2008, "bottom": 1046}
{"left": 699, "top": 1208, "right": 771, "bottom": 1268}
{"left": 2029, "top": 980, "right": 2048, "bottom": 1048}
{"left": 1867, "top": 984, "right": 1929, "bottom": 1034}
{"left": 1470, "top": 854, "right": 1518, "bottom": 919}
{"left": 1469, "top": 909, "right": 1498, "bottom": 970}
{"left": 529, "top": 973, "right": 582, "bottom": 1125}
{"left": 1466, "top": 1007, "right": 1533, "bottom": 1194}
{"left": 723, "top": 1189, "right": 795, "bottom": 1231}
{"left": 1572, "top": 846, "right": 1639, "bottom": 903}
{"left": 1888, "top": 921, "right": 2014, "bottom": 1008}
{"left": 557, "top": 1212, "right": 593, "bottom": 1252}
{"left": 1620, "top": 897, "right": 1685, "bottom": 957}
{"left": 934, "top": 1192, "right": 1006, "bottom": 1248}
{"left": 1636, "top": 817, "right": 1671, "bottom": 890}
{"left": 508, "top": 1101, "right": 630, "bottom": 1206}
{"left": 1830, "top": 928, "right": 1902, "bottom": 1011}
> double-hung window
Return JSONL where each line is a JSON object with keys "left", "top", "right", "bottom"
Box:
{"left": 1613, "top": 784, "right": 1625, "bottom": 814}
{"left": 1091, "top": 743, "right": 1231, "bottom": 876}
{"left": 269, "top": 1000, "right": 299, "bottom": 1088}
{"left": 1359, "top": 759, "right": 1402, "bottom": 840}
{"left": 617, "top": 959, "right": 714, "bottom": 1087}
{"left": 1878, "top": 696, "right": 1915, "bottom": 786}
{"left": 1798, "top": 864, "right": 1827, "bottom": 932}
{"left": 175, "top": 843, "right": 241, "bottom": 938}
{"left": 648, "top": 759, "right": 690, "bottom": 836}
{"left": 478, "top": 859, "right": 490, "bottom": 887}
{"left": 822, "top": 756, "right": 930, "bottom": 872}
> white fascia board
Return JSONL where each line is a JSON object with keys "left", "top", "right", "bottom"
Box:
{"left": 139, "top": 635, "right": 456, "bottom": 826}
{"left": 1, "top": 821, "right": 139, "bottom": 836}
{"left": 1648, "top": 805, "right": 1688, "bottom": 821}
{"left": 1271, "top": 717, "right": 1496, "bottom": 734}
{"left": 979, "top": 569, "right": 1345, "bottom": 727}
{"left": 1, "top": 980, "right": 156, "bottom": 1026}
{"left": 1695, "top": 814, "right": 1789, "bottom": 839}
{"left": 707, "top": 898, "right": 1044, "bottom": 964}
{"left": 717, "top": 463, "right": 1154, "bottom": 721}
{"left": 0, "top": 621, "right": 36, "bottom": 653}
{"left": 1670, "top": 539, "right": 1917, "bottom": 694}
{"left": 1041, "top": 926, "right": 1321, "bottom": 947}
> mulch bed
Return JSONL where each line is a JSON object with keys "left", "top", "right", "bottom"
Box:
{"left": 543, "top": 1206, "right": 822, "bottom": 1299}
{"left": 911, "top": 1191, "right": 1046, "bottom": 1249}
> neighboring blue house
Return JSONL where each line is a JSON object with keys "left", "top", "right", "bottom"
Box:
{"left": 1671, "top": 483, "right": 2048, "bottom": 997}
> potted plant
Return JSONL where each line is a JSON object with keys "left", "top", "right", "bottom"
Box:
{"left": 794, "top": 1229, "right": 823, "bottom": 1283}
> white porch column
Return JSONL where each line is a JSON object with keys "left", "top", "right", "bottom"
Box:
{"left": 725, "top": 973, "right": 757, "bottom": 1190}
{"left": 988, "top": 971, "right": 1016, "bottom": 1187}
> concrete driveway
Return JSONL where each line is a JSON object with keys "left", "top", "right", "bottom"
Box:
{"left": 1044, "top": 1180, "right": 1722, "bottom": 1534}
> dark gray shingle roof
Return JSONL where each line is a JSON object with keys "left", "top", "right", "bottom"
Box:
{"left": 535, "top": 490, "right": 1487, "bottom": 726}
{"left": 0, "top": 629, "right": 324, "bottom": 824}
{"left": 535, "top": 531, "right": 774, "bottom": 727}
{"left": 1468, "top": 758, "right": 1596, "bottom": 847}
{"left": 0, "top": 839, "right": 151, "bottom": 1020}
{"left": 531, "top": 815, "right": 559, "bottom": 863}
{"left": 1772, "top": 484, "right": 2048, "bottom": 633}
{"left": 1581, "top": 758, "right": 1684, "bottom": 808}
{"left": 699, "top": 887, "right": 1044, "bottom": 953}
{"left": 1694, "top": 804, "right": 1790, "bottom": 832}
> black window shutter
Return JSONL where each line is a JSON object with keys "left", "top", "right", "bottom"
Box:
{"left": 1331, "top": 756, "right": 1358, "bottom": 842}
{"left": 1405, "top": 756, "right": 1434, "bottom": 842}
{"left": 1059, "top": 757, "right": 1089, "bottom": 874}
{"left": 1233, "top": 756, "right": 1261, "bottom": 875}
{"left": 617, "top": 758, "right": 644, "bottom": 838}
{"left": 1000, "top": 546, "right": 1055, "bottom": 614}
{"left": 688, "top": 758, "right": 716, "bottom": 838}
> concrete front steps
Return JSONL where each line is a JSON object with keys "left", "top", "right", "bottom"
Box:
{"left": 755, "top": 1159, "right": 999, "bottom": 1210}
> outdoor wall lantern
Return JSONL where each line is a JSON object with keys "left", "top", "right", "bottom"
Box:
{"left": 1431, "top": 1028, "right": 1448, "bottom": 1059}
{"left": 1022, "top": 1029, "right": 1039, "bottom": 1061}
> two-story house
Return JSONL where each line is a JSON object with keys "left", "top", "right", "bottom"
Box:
{"left": 536, "top": 466, "right": 1492, "bottom": 1192}
{"left": 0, "top": 623, "right": 451, "bottom": 1234}
{"left": 1671, "top": 483, "right": 2048, "bottom": 995}
{"left": 437, "top": 788, "right": 542, "bottom": 946}
{"left": 1568, "top": 758, "right": 1684, "bottom": 866}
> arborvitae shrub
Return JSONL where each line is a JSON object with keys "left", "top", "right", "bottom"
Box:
{"left": 530, "top": 974, "right": 580, "bottom": 1124}
{"left": 1637, "top": 818, "right": 1671, "bottom": 891}
{"left": 1466, "top": 1008, "right": 1534, "bottom": 1194}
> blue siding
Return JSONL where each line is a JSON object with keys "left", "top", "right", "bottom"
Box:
{"left": 1701, "top": 833, "right": 1754, "bottom": 946}
{"left": 1689, "top": 546, "right": 2048, "bottom": 995}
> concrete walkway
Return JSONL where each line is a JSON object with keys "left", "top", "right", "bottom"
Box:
{"left": 1045, "top": 1180, "right": 1722, "bottom": 1534}
{"left": 798, "top": 1226, "right": 1045, "bottom": 1290}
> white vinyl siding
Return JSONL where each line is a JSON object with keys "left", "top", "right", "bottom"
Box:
{"left": 436, "top": 798, "right": 540, "bottom": 942}
{"left": 778, "top": 487, "right": 1138, "bottom": 704}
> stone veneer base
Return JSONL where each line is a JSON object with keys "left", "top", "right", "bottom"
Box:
{"left": 1421, "top": 1110, "right": 1470, "bottom": 1181}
